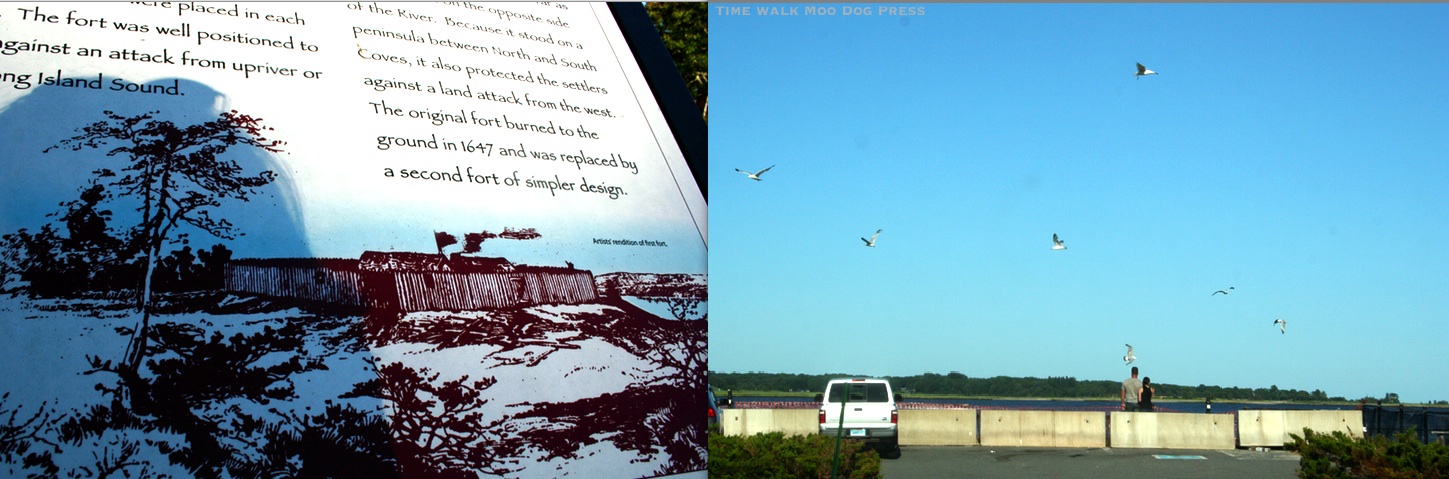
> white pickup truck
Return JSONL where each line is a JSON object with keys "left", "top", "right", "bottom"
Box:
{"left": 818, "top": 378, "right": 900, "bottom": 456}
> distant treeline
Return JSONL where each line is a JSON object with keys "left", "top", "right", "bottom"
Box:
{"left": 709, "top": 371, "right": 1352, "bottom": 403}
{"left": 0, "top": 178, "right": 233, "bottom": 298}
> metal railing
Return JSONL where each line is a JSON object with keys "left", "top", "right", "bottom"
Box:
{"left": 1362, "top": 404, "right": 1449, "bottom": 444}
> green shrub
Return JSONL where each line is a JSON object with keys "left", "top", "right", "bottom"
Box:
{"left": 709, "top": 431, "right": 882, "bottom": 479}
{"left": 1287, "top": 428, "right": 1449, "bottom": 479}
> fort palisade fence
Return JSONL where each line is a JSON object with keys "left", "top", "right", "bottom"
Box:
{"left": 373, "top": 268, "right": 597, "bottom": 311}
{"left": 225, "top": 251, "right": 597, "bottom": 312}
{"left": 225, "top": 258, "right": 365, "bottom": 306}
{"left": 720, "top": 402, "right": 1367, "bottom": 449}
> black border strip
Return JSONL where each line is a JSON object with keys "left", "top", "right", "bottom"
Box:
{"left": 607, "top": 2, "right": 709, "bottom": 202}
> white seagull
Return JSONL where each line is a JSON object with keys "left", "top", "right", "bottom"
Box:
{"left": 1052, "top": 233, "right": 1067, "bottom": 250}
{"left": 1274, "top": 318, "right": 1287, "bottom": 334}
{"left": 1135, "top": 62, "right": 1158, "bottom": 79}
{"left": 1212, "top": 287, "right": 1235, "bottom": 296}
{"left": 862, "top": 229, "right": 882, "bottom": 248}
{"left": 734, "top": 165, "right": 775, "bottom": 181}
{"left": 1123, "top": 344, "right": 1136, "bottom": 365}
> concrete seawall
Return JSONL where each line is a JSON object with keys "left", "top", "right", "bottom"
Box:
{"left": 722, "top": 408, "right": 1359, "bottom": 450}
{"left": 901, "top": 409, "right": 978, "bottom": 446}
{"left": 1239, "top": 410, "right": 1364, "bottom": 447}
{"left": 1111, "top": 412, "right": 1235, "bottom": 449}
{"left": 982, "top": 410, "right": 1106, "bottom": 447}
{"left": 720, "top": 409, "right": 816, "bottom": 437}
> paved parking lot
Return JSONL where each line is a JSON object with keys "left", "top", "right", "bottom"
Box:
{"left": 882, "top": 446, "right": 1301, "bottom": 479}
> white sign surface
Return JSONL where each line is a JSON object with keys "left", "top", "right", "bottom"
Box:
{"left": 0, "top": 2, "right": 706, "bottom": 477}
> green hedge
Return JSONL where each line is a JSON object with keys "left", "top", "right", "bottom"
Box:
{"left": 1287, "top": 428, "right": 1449, "bottom": 478}
{"left": 709, "top": 432, "right": 882, "bottom": 479}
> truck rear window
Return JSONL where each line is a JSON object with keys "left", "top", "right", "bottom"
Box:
{"left": 827, "top": 383, "right": 890, "bottom": 403}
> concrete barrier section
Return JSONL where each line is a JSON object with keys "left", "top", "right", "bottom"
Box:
{"left": 720, "top": 407, "right": 1362, "bottom": 450}
{"left": 1110, "top": 412, "right": 1235, "bottom": 449}
{"left": 720, "top": 409, "right": 818, "bottom": 437}
{"left": 1238, "top": 410, "right": 1364, "bottom": 447}
{"left": 900, "top": 409, "right": 978, "bottom": 446}
{"left": 981, "top": 410, "right": 1106, "bottom": 448}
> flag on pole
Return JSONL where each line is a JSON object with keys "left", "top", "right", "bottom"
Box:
{"left": 434, "top": 231, "right": 458, "bottom": 255}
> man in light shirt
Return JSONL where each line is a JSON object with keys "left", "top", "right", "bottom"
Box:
{"left": 1121, "top": 366, "right": 1143, "bottom": 411}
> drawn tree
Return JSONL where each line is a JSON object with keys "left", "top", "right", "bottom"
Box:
{"left": 46, "top": 110, "right": 284, "bottom": 376}
{"left": 372, "top": 363, "right": 522, "bottom": 476}
{"left": 667, "top": 293, "right": 705, "bottom": 321}
{"left": 599, "top": 276, "right": 620, "bottom": 298}
{"left": 0, "top": 392, "right": 57, "bottom": 476}
{"left": 1, "top": 178, "right": 133, "bottom": 296}
{"left": 0, "top": 226, "right": 63, "bottom": 295}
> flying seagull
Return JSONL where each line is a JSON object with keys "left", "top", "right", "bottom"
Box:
{"left": 861, "top": 229, "right": 882, "bottom": 248}
{"left": 1212, "top": 287, "right": 1235, "bottom": 296}
{"left": 734, "top": 165, "right": 775, "bottom": 181}
{"left": 1135, "top": 62, "right": 1158, "bottom": 79}
{"left": 1123, "top": 344, "right": 1136, "bottom": 365}
{"left": 1274, "top": 318, "right": 1287, "bottom": 334}
{"left": 1052, "top": 233, "right": 1067, "bottom": 250}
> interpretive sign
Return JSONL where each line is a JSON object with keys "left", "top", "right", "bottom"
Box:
{"left": 0, "top": 2, "right": 706, "bottom": 477}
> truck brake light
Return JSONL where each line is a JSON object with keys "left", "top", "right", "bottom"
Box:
{"left": 891, "top": 410, "right": 898, "bottom": 424}
{"left": 819, "top": 410, "right": 826, "bottom": 424}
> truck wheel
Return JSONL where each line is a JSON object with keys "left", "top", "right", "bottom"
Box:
{"left": 881, "top": 440, "right": 901, "bottom": 459}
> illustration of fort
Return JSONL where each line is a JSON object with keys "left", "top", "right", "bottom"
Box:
{"left": 224, "top": 251, "right": 597, "bottom": 312}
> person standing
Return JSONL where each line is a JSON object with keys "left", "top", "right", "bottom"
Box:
{"left": 1121, "top": 366, "right": 1142, "bottom": 411}
{"left": 1138, "top": 377, "right": 1156, "bottom": 412}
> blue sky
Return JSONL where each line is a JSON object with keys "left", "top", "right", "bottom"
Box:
{"left": 707, "top": 3, "right": 1449, "bottom": 403}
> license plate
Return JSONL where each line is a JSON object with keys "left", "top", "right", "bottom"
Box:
{"left": 849, "top": 429, "right": 867, "bottom": 437}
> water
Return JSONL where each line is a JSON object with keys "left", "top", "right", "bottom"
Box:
{"left": 622, "top": 296, "right": 707, "bottom": 320}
